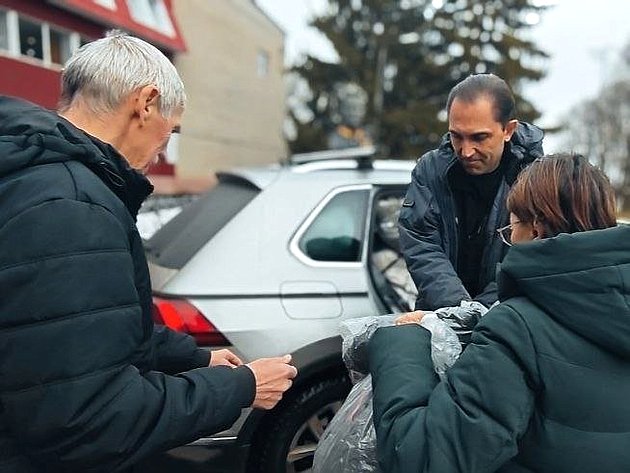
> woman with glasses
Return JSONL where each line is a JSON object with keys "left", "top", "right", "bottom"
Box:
{"left": 369, "top": 153, "right": 629, "bottom": 473}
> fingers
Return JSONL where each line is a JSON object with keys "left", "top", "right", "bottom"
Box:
{"left": 209, "top": 349, "right": 243, "bottom": 367}
{"left": 225, "top": 352, "right": 243, "bottom": 366}
{"left": 268, "top": 354, "right": 296, "bottom": 372}
{"left": 395, "top": 310, "right": 425, "bottom": 326}
{"left": 247, "top": 354, "right": 298, "bottom": 410}
{"left": 257, "top": 393, "right": 287, "bottom": 409}
{"left": 255, "top": 378, "right": 294, "bottom": 397}
{"left": 248, "top": 357, "right": 298, "bottom": 384}
{"left": 283, "top": 355, "right": 298, "bottom": 379}
{"left": 251, "top": 379, "right": 293, "bottom": 410}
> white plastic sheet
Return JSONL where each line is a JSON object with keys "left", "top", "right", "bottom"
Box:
{"left": 314, "top": 310, "right": 466, "bottom": 473}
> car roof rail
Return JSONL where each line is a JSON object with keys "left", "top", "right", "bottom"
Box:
{"left": 288, "top": 146, "right": 376, "bottom": 169}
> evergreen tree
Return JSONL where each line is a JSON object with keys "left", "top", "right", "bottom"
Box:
{"left": 290, "top": 0, "right": 549, "bottom": 158}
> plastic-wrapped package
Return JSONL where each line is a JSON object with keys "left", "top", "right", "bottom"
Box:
{"left": 312, "top": 375, "right": 378, "bottom": 473}
{"left": 313, "top": 312, "right": 463, "bottom": 473}
{"left": 434, "top": 300, "right": 488, "bottom": 345}
{"left": 340, "top": 302, "right": 488, "bottom": 382}
{"left": 341, "top": 315, "right": 397, "bottom": 383}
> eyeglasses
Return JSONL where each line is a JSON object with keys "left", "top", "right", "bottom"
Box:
{"left": 496, "top": 221, "right": 521, "bottom": 246}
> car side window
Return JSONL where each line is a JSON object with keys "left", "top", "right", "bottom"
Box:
{"left": 299, "top": 189, "right": 369, "bottom": 262}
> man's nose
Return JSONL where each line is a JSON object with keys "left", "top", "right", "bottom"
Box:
{"left": 459, "top": 140, "right": 475, "bottom": 159}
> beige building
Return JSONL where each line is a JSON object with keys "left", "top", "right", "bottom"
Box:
{"left": 172, "top": 0, "right": 286, "bottom": 177}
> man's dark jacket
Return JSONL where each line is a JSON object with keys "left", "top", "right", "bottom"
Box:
{"left": 0, "top": 97, "right": 255, "bottom": 472}
{"left": 399, "top": 122, "right": 544, "bottom": 310}
{"left": 369, "top": 225, "right": 630, "bottom": 473}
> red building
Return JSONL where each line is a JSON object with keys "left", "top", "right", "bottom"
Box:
{"left": 0, "top": 0, "right": 186, "bottom": 174}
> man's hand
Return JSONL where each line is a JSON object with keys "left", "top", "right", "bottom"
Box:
{"left": 395, "top": 310, "right": 425, "bottom": 326}
{"left": 210, "top": 349, "right": 243, "bottom": 368}
{"left": 246, "top": 355, "right": 298, "bottom": 410}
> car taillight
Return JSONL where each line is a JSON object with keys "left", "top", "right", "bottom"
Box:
{"left": 152, "top": 297, "right": 229, "bottom": 347}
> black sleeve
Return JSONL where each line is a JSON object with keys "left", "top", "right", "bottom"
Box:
{"left": 473, "top": 280, "right": 499, "bottom": 308}
{"left": 151, "top": 324, "right": 211, "bottom": 374}
{"left": 399, "top": 159, "right": 470, "bottom": 310}
{"left": 369, "top": 305, "right": 537, "bottom": 473}
{"left": 0, "top": 199, "right": 255, "bottom": 472}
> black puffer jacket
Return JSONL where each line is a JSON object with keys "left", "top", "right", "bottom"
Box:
{"left": 370, "top": 225, "right": 630, "bottom": 473}
{"left": 399, "top": 122, "right": 544, "bottom": 310}
{"left": 0, "top": 96, "right": 255, "bottom": 473}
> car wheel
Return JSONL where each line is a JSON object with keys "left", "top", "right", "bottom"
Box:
{"left": 248, "top": 374, "right": 351, "bottom": 473}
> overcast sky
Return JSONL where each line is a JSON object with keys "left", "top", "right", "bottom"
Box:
{"left": 256, "top": 0, "right": 630, "bottom": 151}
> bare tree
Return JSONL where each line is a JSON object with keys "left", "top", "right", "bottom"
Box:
{"left": 562, "top": 40, "right": 630, "bottom": 211}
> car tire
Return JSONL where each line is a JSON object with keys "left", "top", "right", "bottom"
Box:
{"left": 248, "top": 374, "right": 351, "bottom": 473}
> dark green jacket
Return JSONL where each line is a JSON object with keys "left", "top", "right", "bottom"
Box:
{"left": 370, "top": 225, "right": 630, "bottom": 473}
{"left": 0, "top": 97, "right": 255, "bottom": 472}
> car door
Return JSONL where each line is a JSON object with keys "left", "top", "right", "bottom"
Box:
{"left": 368, "top": 185, "right": 418, "bottom": 313}
{"left": 286, "top": 185, "right": 373, "bottom": 321}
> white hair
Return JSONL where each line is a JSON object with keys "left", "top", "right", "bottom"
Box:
{"left": 60, "top": 30, "right": 186, "bottom": 117}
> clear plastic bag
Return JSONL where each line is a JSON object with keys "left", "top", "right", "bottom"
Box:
{"left": 314, "top": 311, "right": 464, "bottom": 473}
{"left": 340, "top": 309, "right": 465, "bottom": 383}
{"left": 312, "top": 375, "right": 378, "bottom": 473}
{"left": 434, "top": 300, "right": 488, "bottom": 346}
{"left": 341, "top": 314, "right": 397, "bottom": 384}
{"left": 419, "top": 312, "right": 463, "bottom": 381}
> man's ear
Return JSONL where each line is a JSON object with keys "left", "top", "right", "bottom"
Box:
{"left": 503, "top": 119, "right": 518, "bottom": 142}
{"left": 134, "top": 85, "right": 160, "bottom": 123}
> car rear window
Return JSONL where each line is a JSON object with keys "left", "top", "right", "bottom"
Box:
{"left": 145, "top": 175, "right": 260, "bottom": 269}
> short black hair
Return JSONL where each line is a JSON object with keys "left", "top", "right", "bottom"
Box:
{"left": 446, "top": 74, "right": 516, "bottom": 126}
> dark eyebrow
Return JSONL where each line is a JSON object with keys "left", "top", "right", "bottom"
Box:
{"left": 449, "top": 130, "right": 492, "bottom": 142}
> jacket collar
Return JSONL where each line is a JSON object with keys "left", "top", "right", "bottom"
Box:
{"left": 71, "top": 124, "right": 154, "bottom": 218}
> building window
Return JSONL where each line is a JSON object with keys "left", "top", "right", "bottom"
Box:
{"left": 93, "top": 0, "right": 117, "bottom": 10}
{"left": 257, "top": 50, "right": 269, "bottom": 77}
{"left": 18, "top": 17, "right": 43, "bottom": 60}
{"left": 0, "top": 10, "right": 8, "bottom": 51}
{"left": 50, "top": 28, "right": 73, "bottom": 65}
{"left": 127, "top": 0, "right": 175, "bottom": 37}
{"left": 0, "top": 10, "right": 82, "bottom": 67}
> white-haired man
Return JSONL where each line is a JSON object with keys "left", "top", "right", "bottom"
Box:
{"left": 0, "top": 31, "right": 296, "bottom": 472}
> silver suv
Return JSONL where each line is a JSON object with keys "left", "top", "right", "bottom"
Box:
{"left": 144, "top": 150, "right": 416, "bottom": 472}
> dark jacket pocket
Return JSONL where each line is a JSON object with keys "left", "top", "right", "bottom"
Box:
{"left": 399, "top": 183, "right": 434, "bottom": 229}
